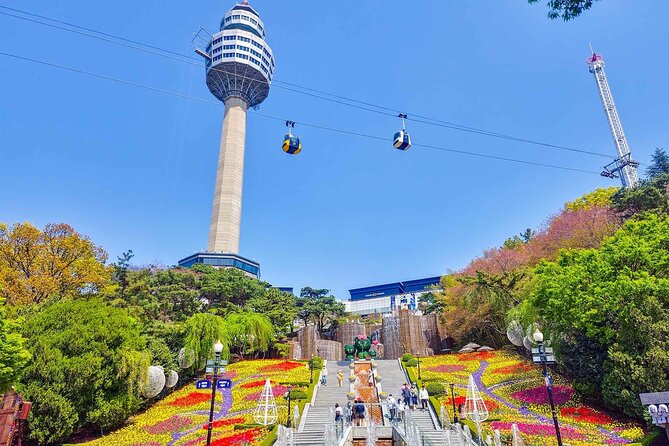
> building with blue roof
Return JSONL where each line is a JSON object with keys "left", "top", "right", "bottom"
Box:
{"left": 346, "top": 276, "right": 442, "bottom": 316}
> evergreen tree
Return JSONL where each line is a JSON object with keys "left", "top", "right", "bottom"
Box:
{"left": 645, "top": 147, "right": 669, "bottom": 179}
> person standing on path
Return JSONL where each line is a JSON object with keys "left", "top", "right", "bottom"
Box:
{"left": 419, "top": 384, "right": 429, "bottom": 411}
{"left": 411, "top": 384, "right": 419, "bottom": 409}
{"left": 397, "top": 399, "right": 406, "bottom": 421}
{"left": 354, "top": 398, "right": 366, "bottom": 426}
{"left": 401, "top": 383, "right": 412, "bottom": 408}
{"left": 321, "top": 365, "right": 328, "bottom": 385}
{"left": 387, "top": 394, "right": 397, "bottom": 422}
{"left": 337, "top": 371, "right": 343, "bottom": 387}
{"left": 334, "top": 403, "right": 343, "bottom": 423}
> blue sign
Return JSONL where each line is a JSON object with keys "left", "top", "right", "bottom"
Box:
{"left": 217, "top": 379, "right": 232, "bottom": 389}
{"left": 196, "top": 379, "right": 212, "bottom": 389}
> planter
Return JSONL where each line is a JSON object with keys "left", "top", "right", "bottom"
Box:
{"left": 349, "top": 363, "right": 355, "bottom": 369}
{"left": 347, "top": 393, "right": 356, "bottom": 401}
{"left": 348, "top": 376, "right": 356, "bottom": 383}
{"left": 375, "top": 375, "right": 383, "bottom": 383}
{"left": 379, "top": 392, "right": 388, "bottom": 401}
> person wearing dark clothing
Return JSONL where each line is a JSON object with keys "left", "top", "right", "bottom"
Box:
{"left": 354, "top": 399, "right": 366, "bottom": 426}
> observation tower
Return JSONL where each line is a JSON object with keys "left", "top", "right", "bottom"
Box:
{"left": 179, "top": 1, "right": 275, "bottom": 277}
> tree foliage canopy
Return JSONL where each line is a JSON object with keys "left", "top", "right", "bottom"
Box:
{"left": 296, "top": 287, "right": 345, "bottom": 332}
{"left": 0, "top": 297, "right": 30, "bottom": 392}
{"left": 525, "top": 214, "right": 669, "bottom": 417}
{"left": 0, "top": 223, "right": 111, "bottom": 305}
{"left": 18, "top": 299, "right": 149, "bottom": 444}
{"left": 528, "top": 0, "right": 601, "bottom": 21}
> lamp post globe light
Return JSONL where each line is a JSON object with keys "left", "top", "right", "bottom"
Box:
{"left": 533, "top": 329, "right": 563, "bottom": 446}
{"left": 206, "top": 341, "right": 225, "bottom": 446}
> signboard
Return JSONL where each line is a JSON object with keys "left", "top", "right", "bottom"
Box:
{"left": 205, "top": 360, "right": 228, "bottom": 373}
{"left": 196, "top": 379, "right": 212, "bottom": 389}
{"left": 532, "top": 354, "right": 556, "bottom": 364}
{"left": 217, "top": 379, "right": 232, "bottom": 389}
{"left": 531, "top": 347, "right": 554, "bottom": 354}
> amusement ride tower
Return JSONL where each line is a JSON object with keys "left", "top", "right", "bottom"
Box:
{"left": 586, "top": 50, "right": 639, "bottom": 188}
{"left": 179, "top": 1, "right": 274, "bottom": 276}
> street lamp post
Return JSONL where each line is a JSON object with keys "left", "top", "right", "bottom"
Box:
{"left": 206, "top": 341, "right": 224, "bottom": 446}
{"left": 533, "top": 330, "right": 563, "bottom": 446}
{"left": 309, "top": 354, "right": 314, "bottom": 384}
{"left": 417, "top": 353, "right": 422, "bottom": 381}
{"left": 286, "top": 385, "right": 293, "bottom": 428}
{"left": 449, "top": 383, "right": 459, "bottom": 424}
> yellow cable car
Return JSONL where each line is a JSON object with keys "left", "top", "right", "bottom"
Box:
{"left": 282, "top": 121, "right": 302, "bottom": 155}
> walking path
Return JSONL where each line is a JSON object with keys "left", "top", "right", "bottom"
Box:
{"left": 293, "top": 361, "right": 350, "bottom": 446}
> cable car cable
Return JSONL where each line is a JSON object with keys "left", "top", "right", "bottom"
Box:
{"left": 0, "top": 49, "right": 601, "bottom": 176}
{"left": 0, "top": 5, "right": 614, "bottom": 160}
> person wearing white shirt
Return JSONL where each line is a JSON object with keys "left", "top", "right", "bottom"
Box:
{"left": 387, "top": 394, "right": 397, "bottom": 421}
{"left": 419, "top": 385, "right": 429, "bottom": 411}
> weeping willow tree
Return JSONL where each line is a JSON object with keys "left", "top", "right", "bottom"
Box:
{"left": 183, "top": 313, "right": 230, "bottom": 370}
{"left": 225, "top": 312, "right": 275, "bottom": 359}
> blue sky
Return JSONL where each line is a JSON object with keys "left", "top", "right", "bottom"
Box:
{"left": 1, "top": 1, "right": 667, "bottom": 300}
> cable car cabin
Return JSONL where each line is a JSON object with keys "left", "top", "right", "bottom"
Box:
{"left": 282, "top": 133, "right": 302, "bottom": 155}
{"left": 393, "top": 130, "right": 411, "bottom": 151}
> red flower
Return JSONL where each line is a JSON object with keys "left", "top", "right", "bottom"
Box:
{"left": 444, "top": 396, "right": 467, "bottom": 406}
{"left": 561, "top": 406, "right": 614, "bottom": 424}
{"left": 458, "top": 351, "right": 496, "bottom": 361}
{"left": 210, "top": 427, "right": 263, "bottom": 445}
{"left": 240, "top": 379, "right": 270, "bottom": 389}
{"left": 169, "top": 392, "right": 211, "bottom": 407}
{"left": 259, "top": 361, "right": 303, "bottom": 372}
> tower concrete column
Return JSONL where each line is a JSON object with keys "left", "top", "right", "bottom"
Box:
{"left": 208, "top": 97, "right": 248, "bottom": 254}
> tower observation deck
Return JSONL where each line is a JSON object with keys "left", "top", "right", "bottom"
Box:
{"left": 178, "top": 1, "right": 274, "bottom": 277}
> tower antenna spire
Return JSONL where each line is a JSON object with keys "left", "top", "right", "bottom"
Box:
{"left": 586, "top": 49, "right": 640, "bottom": 187}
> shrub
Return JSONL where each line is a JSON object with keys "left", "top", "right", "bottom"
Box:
{"left": 405, "top": 359, "right": 418, "bottom": 367}
{"left": 288, "top": 389, "right": 307, "bottom": 400}
{"left": 426, "top": 382, "right": 445, "bottom": 396}
{"left": 401, "top": 353, "right": 415, "bottom": 362}
{"left": 310, "top": 356, "right": 324, "bottom": 370}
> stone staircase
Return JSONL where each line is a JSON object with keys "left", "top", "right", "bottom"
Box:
{"left": 294, "top": 361, "right": 350, "bottom": 446}
{"left": 375, "top": 359, "right": 451, "bottom": 446}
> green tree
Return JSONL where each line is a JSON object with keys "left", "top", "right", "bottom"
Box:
{"left": 611, "top": 176, "right": 669, "bottom": 218}
{"left": 182, "top": 313, "right": 229, "bottom": 369}
{"left": 296, "top": 287, "right": 346, "bottom": 332}
{"left": 528, "top": 0, "right": 601, "bottom": 21}
{"left": 646, "top": 148, "right": 669, "bottom": 179}
{"left": 246, "top": 287, "right": 297, "bottom": 335}
{"left": 112, "top": 249, "right": 134, "bottom": 298}
{"left": 0, "top": 297, "right": 30, "bottom": 392}
{"left": 196, "top": 265, "right": 268, "bottom": 312}
{"left": 525, "top": 214, "right": 669, "bottom": 418}
{"left": 224, "top": 312, "right": 274, "bottom": 358}
{"left": 18, "top": 299, "right": 149, "bottom": 444}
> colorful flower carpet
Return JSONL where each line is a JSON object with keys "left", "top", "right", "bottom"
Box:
{"left": 415, "top": 351, "right": 646, "bottom": 445}
{"left": 83, "top": 360, "right": 311, "bottom": 446}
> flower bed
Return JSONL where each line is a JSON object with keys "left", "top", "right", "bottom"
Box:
{"left": 82, "top": 359, "right": 312, "bottom": 446}
{"left": 402, "top": 350, "right": 646, "bottom": 445}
